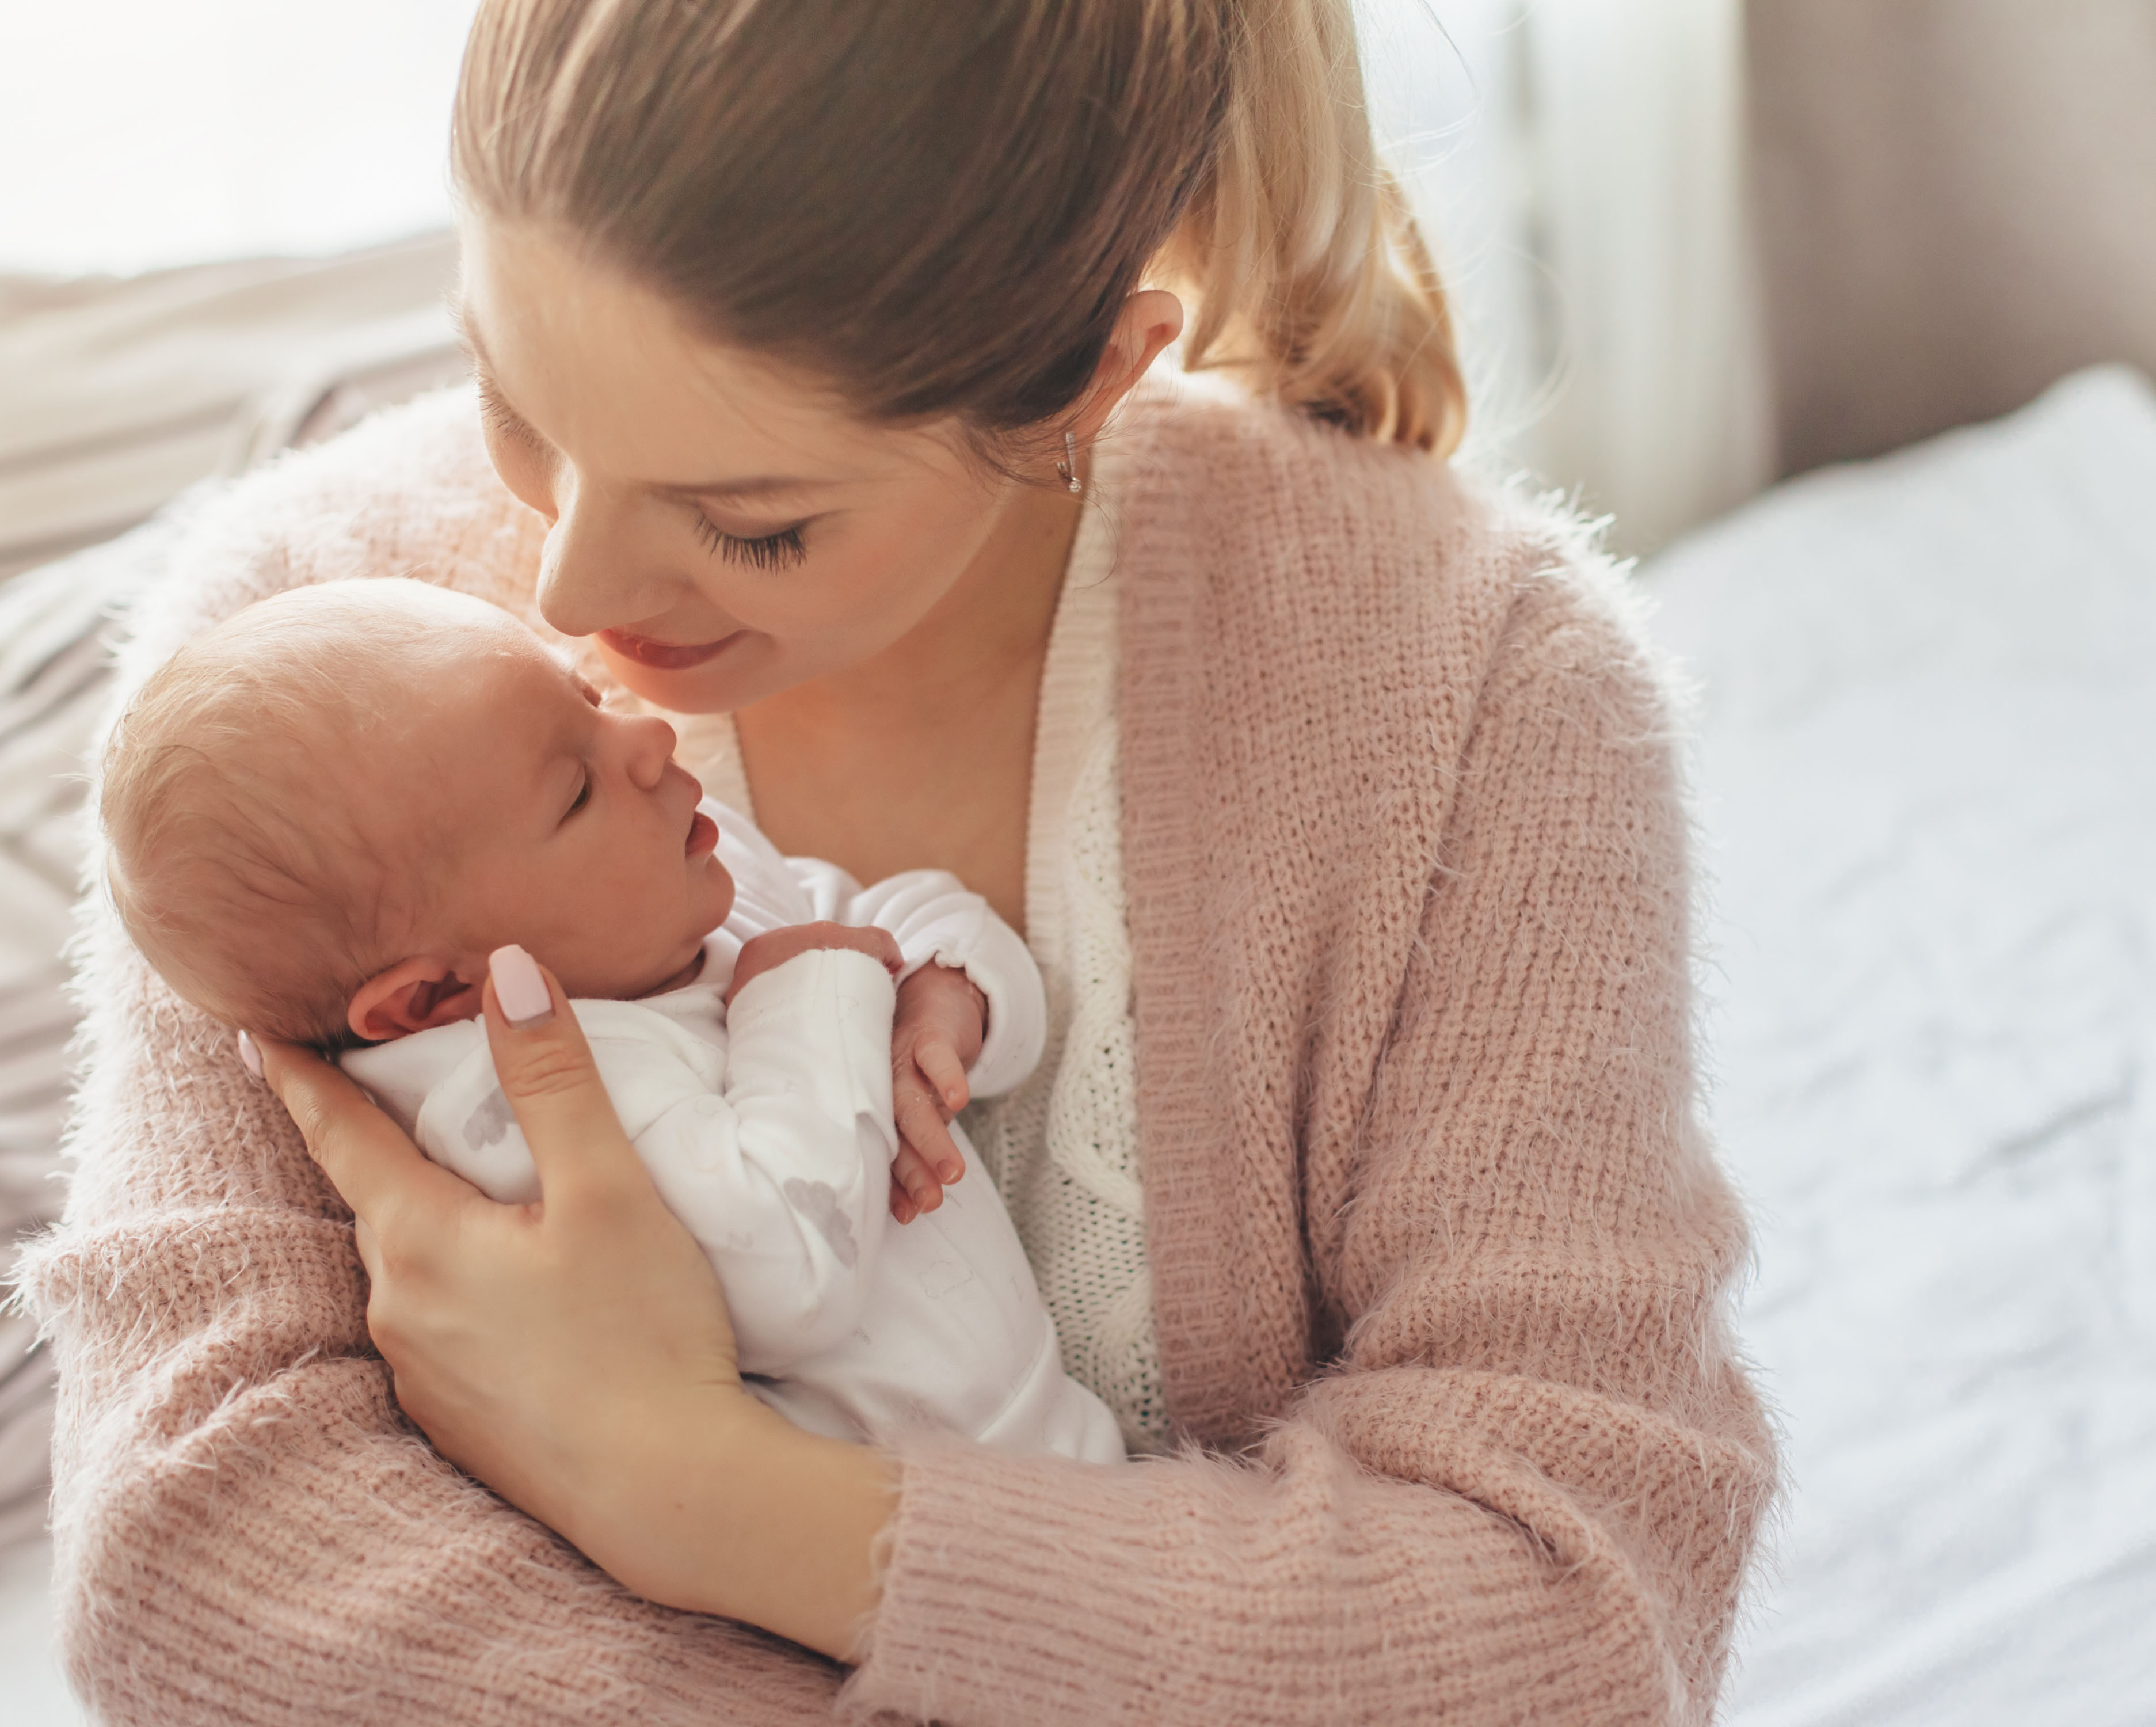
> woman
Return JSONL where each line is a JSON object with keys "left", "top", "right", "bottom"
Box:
{"left": 28, "top": 1, "right": 1775, "bottom": 1721}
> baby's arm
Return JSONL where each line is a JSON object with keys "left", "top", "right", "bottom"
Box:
{"left": 416, "top": 945, "right": 904, "bottom": 1371}
{"left": 787, "top": 861, "right": 1048, "bottom": 1215}
{"left": 786, "top": 860, "right": 1048, "bottom": 1097}
{"left": 726, "top": 922, "right": 901, "bottom": 1002}
{"left": 626, "top": 945, "right": 901, "bottom": 1370}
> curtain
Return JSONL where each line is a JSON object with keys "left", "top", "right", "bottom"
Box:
{"left": 1366, "top": 0, "right": 1773, "bottom": 551}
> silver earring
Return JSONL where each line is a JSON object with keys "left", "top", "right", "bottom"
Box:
{"left": 1055, "top": 430, "right": 1082, "bottom": 494}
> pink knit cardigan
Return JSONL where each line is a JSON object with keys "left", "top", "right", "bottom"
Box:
{"left": 22, "top": 379, "right": 1774, "bottom": 1725}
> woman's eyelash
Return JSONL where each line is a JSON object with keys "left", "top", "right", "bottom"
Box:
{"left": 477, "top": 386, "right": 544, "bottom": 450}
{"left": 694, "top": 512, "right": 809, "bottom": 571}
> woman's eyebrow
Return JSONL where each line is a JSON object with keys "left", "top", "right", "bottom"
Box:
{"left": 650, "top": 474, "right": 833, "bottom": 503}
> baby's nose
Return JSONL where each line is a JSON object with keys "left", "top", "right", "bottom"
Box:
{"left": 625, "top": 714, "right": 679, "bottom": 788}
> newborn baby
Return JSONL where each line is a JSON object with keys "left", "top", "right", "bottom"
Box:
{"left": 101, "top": 577, "right": 1125, "bottom": 1465}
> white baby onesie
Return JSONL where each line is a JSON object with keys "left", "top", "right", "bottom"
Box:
{"left": 342, "top": 801, "right": 1127, "bottom": 1467}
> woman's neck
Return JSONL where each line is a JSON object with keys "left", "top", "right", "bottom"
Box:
{"left": 730, "top": 477, "right": 1082, "bottom": 930}
{"left": 791, "top": 478, "right": 1078, "bottom": 724}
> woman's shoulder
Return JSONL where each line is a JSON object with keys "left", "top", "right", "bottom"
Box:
{"left": 1111, "top": 372, "right": 1673, "bottom": 714}
{"left": 120, "top": 386, "right": 543, "bottom": 686}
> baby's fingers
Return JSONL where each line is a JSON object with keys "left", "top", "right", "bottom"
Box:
{"left": 894, "top": 1082, "right": 965, "bottom": 1190}
{"left": 889, "top": 1148, "right": 937, "bottom": 1223}
{"left": 914, "top": 1039, "right": 971, "bottom": 1116}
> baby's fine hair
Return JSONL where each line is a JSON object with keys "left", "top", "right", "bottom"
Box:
{"left": 100, "top": 579, "right": 460, "bottom": 1047}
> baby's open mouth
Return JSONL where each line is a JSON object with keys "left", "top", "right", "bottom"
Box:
{"left": 685, "top": 808, "right": 719, "bottom": 858}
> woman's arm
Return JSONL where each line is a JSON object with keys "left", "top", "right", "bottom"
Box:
{"left": 19, "top": 928, "right": 866, "bottom": 1724}
{"left": 260, "top": 949, "right": 896, "bottom": 1658}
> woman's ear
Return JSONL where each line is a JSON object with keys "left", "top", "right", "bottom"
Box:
{"left": 1070, "top": 287, "right": 1186, "bottom": 442}
{"left": 347, "top": 956, "right": 486, "bottom": 1043}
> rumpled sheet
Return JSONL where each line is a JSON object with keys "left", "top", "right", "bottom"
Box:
{"left": 0, "top": 235, "right": 459, "bottom": 580}
{"left": 1646, "top": 365, "right": 2156, "bottom": 1723}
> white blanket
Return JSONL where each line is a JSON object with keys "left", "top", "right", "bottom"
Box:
{"left": 1646, "top": 366, "right": 2156, "bottom": 1725}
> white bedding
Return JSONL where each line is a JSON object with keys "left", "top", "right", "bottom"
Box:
{"left": 1645, "top": 366, "right": 2156, "bottom": 1722}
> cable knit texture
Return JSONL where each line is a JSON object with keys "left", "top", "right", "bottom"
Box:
{"left": 19, "top": 377, "right": 1775, "bottom": 1725}
{"left": 655, "top": 486, "right": 1168, "bottom": 1452}
{"left": 958, "top": 464, "right": 1166, "bottom": 1453}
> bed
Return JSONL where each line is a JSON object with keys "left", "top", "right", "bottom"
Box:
{"left": 1651, "top": 364, "right": 2156, "bottom": 1723}
{"left": 0, "top": 284, "right": 2149, "bottom": 1717}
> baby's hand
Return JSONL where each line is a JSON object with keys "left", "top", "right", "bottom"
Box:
{"left": 887, "top": 964, "right": 986, "bottom": 1224}
{"left": 725, "top": 922, "right": 904, "bottom": 1006}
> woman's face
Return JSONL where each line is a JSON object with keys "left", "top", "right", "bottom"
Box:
{"left": 456, "top": 216, "right": 1044, "bottom": 714}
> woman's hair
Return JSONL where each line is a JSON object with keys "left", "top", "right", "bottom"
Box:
{"left": 452, "top": 0, "right": 1465, "bottom": 455}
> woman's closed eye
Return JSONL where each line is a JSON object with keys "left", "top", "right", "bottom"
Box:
{"left": 694, "top": 511, "right": 809, "bottom": 572}
{"left": 476, "top": 378, "right": 546, "bottom": 451}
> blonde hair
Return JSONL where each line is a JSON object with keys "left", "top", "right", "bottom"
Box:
{"left": 452, "top": 0, "right": 1465, "bottom": 455}
{"left": 101, "top": 583, "right": 456, "bottom": 1047}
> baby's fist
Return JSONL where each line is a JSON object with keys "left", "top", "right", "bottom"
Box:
{"left": 726, "top": 922, "right": 904, "bottom": 1005}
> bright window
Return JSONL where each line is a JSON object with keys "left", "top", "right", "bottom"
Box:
{"left": 0, "top": 1, "right": 481, "bottom": 276}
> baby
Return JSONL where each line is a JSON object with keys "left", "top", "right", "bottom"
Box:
{"left": 101, "top": 577, "right": 1125, "bottom": 1466}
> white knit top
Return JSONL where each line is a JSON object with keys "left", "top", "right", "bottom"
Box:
{"left": 672, "top": 455, "right": 1167, "bottom": 1453}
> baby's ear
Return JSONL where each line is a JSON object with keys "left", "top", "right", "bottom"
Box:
{"left": 347, "top": 957, "right": 485, "bottom": 1043}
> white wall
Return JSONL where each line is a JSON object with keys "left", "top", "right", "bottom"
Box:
{"left": 1362, "top": 0, "right": 1771, "bottom": 551}
{"left": 2, "top": 0, "right": 1772, "bottom": 551}
{"left": 0, "top": 1, "right": 479, "bottom": 277}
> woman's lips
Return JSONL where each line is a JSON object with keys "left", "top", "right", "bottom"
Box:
{"left": 600, "top": 628, "right": 739, "bottom": 671}
{"left": 685, "top": 809, "right": 719, "bottom": 859}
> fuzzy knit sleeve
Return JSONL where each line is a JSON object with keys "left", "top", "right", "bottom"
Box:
{"left": 841, "top": 537, "right": 1777, "bottom": 1724}
{"left": 16, "top": 393, "right": 851, "bottom": 1725}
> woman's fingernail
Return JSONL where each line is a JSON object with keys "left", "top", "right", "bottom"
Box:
{"left": 236, "top": 1029, "right": 264, "bottom": 1081}
{"left": 938, "top": 1161, "right": 962, "bottom": 1183}
{"left": 490, "top": 944, "right": 555, "bottom": 1029}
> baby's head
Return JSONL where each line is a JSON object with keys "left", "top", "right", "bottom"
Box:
{"left": 102, "top": 579, "right": 735, "bottom": 1046}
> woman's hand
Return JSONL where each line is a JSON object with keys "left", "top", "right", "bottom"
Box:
{"left": 887, "top": 963, "right": 988, "bottom": 1223}
{"left": 253, "top": 944, "right": 895, "bottom": 1660}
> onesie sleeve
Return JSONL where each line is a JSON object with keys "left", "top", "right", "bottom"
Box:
{"left": 786, "top": 858, "right": 1047, "bottom": 1100}
{"left": 646, "top": 944, "right": 901, "bottom": 1371}
{"left": 400, "top": 952, "right": 900, "bottom": 1374}
{"left": 611, "top": 949, "right": 900, "bottom": 1371}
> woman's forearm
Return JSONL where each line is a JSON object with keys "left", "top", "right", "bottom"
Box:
{"left": 260, "top": 963, "right": 900, "bottom": 1667}
{"left": 573, "top": 1387, "right": 898, "bottom": 1661}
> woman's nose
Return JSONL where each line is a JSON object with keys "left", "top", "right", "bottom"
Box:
{"left": 621, "top": 714, "right": 679, "bottom": 792}
{"left": 534, "top": 472, "right": 681, "bottom": 639}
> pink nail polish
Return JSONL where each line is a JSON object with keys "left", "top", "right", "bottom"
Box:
{"left": 489, "top": 944, "right": 555, "bottom": 1029}
{"left": 236, "top": 1029, "right": 264, "bottom": 1081}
